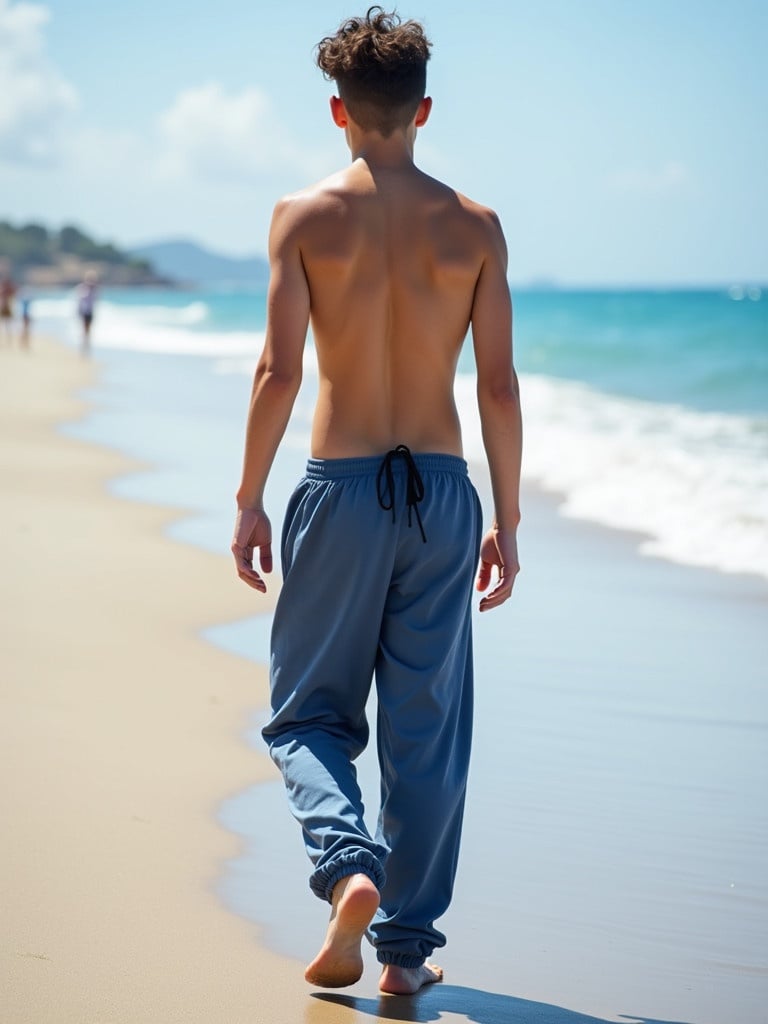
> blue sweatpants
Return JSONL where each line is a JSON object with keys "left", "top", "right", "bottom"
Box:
{"left": 262, "top": 449, "right": 482, "bottom": 967}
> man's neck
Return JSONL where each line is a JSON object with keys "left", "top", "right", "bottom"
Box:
{"left": 347, "top": 128, "right": 417, "bottom": 171}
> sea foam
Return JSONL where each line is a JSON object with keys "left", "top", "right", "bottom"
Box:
{"left": 456, "top": 372, "right": 768, "bottom": 580}
{"left": 283, "top": 353, "right": 768, "bottom": 581}
{"left": 35, "top": 297, "right": 264, "bottom": 356}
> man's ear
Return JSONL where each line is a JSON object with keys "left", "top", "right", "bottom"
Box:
{"left": 330, "top": 96, "right": 348, "bottom": 128}
{"left": 415, "top": 96, "right": 433, "bottom": 127}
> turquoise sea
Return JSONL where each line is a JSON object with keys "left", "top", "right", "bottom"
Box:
{"left": 35, "top": 283, "right": 768, "bottom": 580}
{"left": 33, "top": 285, "right": 768, "bottom": 1022}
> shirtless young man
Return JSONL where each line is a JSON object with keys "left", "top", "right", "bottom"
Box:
{"left": 232, "top": 7, "right": 522, "bottom": 995}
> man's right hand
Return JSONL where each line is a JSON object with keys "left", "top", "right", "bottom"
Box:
{"left": 232, "top": 507, "right": 273, "bottom": 592}
{"left": 476, "top": 526, "right": 519, "bottom": 611}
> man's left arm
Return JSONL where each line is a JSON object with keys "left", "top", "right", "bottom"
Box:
{"left": 232, "top": 198, "right": 310, "bottom": 592}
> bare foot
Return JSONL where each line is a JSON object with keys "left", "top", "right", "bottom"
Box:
{"left": 304, "top": 873, "right": 380, "bottom": 988}
{"left": 379, "top": 962, "right": 443, "bottom": 995}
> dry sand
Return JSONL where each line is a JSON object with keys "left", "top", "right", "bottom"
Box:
{"left": 0, "top": 339, "right": 386, "bottom": 1023}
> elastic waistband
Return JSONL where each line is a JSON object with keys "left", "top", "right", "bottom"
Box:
{"left": 305, "top": 451, "right": 468, "bottom": 480}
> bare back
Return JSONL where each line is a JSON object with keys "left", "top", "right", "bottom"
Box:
{"left": 283, "top": 160, "right": 495, "bottom": 458}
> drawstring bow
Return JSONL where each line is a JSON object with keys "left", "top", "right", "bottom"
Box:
{"left": 376, "top": 444, "right": 427, "bottom": 544}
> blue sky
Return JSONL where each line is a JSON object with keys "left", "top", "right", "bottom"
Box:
{"left": 1, "top": 0, "right": 766, "bottom": 284}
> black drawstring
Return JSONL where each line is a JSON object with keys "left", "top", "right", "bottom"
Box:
{"left": 376, "top": 444, "right": 427, "bottom": 543}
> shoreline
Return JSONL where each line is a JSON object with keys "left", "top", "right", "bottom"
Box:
{"left": 3, "top": 336, "right": 766, "bottom": 1024}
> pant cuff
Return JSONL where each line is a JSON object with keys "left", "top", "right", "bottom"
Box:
{"left": 376, "top": 951, "right": 426, "bottom": 968}
{"left": 309, "top": 849, "right": 385, "bottom": 904}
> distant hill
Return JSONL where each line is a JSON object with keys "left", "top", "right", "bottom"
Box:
{"left": 0, "top": 221, "right": 171, "bottom": 287}
{"left": 130, "top": 240, "right": 269, "bottom": 287}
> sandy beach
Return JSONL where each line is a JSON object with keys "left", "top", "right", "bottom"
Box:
{"left": 2, "top": 336, "right": 766, "bottom": 1024}
{"left": 0, "top": 338, "right": 322, "bottom": 1023}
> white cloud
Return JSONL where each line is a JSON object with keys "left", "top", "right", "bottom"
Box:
{"left": 0, "top": 0, "right": 78, "bottom": 164}
{"left": 607, "top": 160, "right": 690, "bottom": 196}
{"left": 155, "top": 82, "right": 329, "bottom": 184}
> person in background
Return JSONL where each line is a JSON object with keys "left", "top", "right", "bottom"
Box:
{"left": 19, "top": 292, "right": 32, "bottom": 350}
{"left": 76, "top": 270, "right": 98, "bottom": 356}
{"left": 0, "top": 271, "right": 16, "bottom": 343}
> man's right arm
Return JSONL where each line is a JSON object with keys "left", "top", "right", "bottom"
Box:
{"left": 232, "top": 198, "right": 310, "bottom": 591}
{"left": 471, "top": 210, "right": 522, "bottom": 611}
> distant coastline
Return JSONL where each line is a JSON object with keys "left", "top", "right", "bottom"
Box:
{"left": 0, "top": 221, "right": 174, "bottom": 288}
{"left": 129, "top": 239, "right": 269, "bottom": 289}
{"left": 0, "top": 223, "right": 270, "bottom": 290}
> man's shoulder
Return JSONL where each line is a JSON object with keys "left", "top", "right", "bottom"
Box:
{"left": 272, "top": 171, "right": 350, "bottom": 223}
{"left": 268, "top": 175, "right": 352, "bottom": 253}
{"left": 420, "top": 170, "right": 502, "bottom": 236}
{"left": 452, "top": 189, "right": 503, "bottom": 234}
{"left": 438, "top": 189, "right": 505, "bottom": 261}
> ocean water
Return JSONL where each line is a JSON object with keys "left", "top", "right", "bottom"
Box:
{"left": 35, "top": 283, "right": 768, "bottom": 580}
{"left": 35, "top": 285, "right": 768, "bottom": 1021}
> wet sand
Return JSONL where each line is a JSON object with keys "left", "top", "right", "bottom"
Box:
{"left": 216, "top": 469, "right": 768, "bottom": 1023}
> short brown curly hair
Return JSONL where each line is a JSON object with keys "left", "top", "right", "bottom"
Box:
{"left": 316, "top": 7, "right": 432, "bottom": 137}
